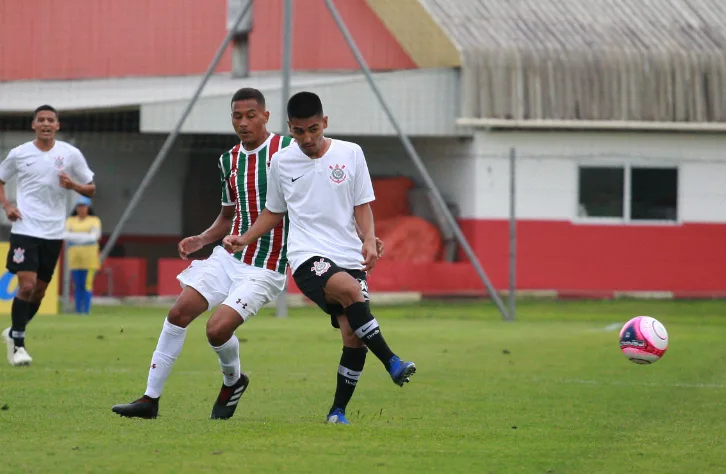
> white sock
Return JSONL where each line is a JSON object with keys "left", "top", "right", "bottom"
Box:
{"left": 145, "top": 318, "right": 187, "bottom": 399}
{"left": 212, "top": 335, "right": 241, "bottom": 387}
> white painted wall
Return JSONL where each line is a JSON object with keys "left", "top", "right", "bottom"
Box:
{"left": 469, "top": 130, "right": 726, "bottom": 223}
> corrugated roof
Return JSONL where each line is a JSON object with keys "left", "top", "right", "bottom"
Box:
{"left": 421, "top": 0, "right": 726, "bottom": 122}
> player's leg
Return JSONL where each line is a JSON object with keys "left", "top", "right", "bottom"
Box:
{"left": 71, "top": 269, "right": 87, "bottom": 313}
{"left": 326, "top": 312, "right": 367, "bottom": 425}
{"left": 2, "top": 234, "right": 41, "bottom": 366}
{"left": 83, "top": 270, "right": 95, "bottom": 314}
{"left": 111, "top": 286, "right": 210, "bottom": 419}
{"left": 26, "top": 238, "right": 63, "bottom": 321}
{"left": 206, "top": 268, "right": 285, "bottom": 420}
{"left": 324, "top": 270, "right": 416, "bottom": 387}
{"left": 112, "top": 251, "right": 230, "bottom": 419}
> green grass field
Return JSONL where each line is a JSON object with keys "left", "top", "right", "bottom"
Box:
{"left": 1, "top": 299, "right": 725, "bottom": 473}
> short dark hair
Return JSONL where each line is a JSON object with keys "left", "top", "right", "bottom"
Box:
{"left": 34, "top": 104, "right": 58, "bottom": 119}
{"left": 71, "top": 206, "right": 95, "bottom": 217}
{"left": 287, "top": 92, "right": 323, "bottom": 120}
{"left": 231, "top": 88, "right": 266, "bottom": 108}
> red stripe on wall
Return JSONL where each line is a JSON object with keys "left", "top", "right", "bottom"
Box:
{"left": 458, "top": 219, "right": 726, "bottom": 292}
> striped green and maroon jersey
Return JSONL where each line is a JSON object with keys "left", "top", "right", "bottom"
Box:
{"left": 218, "top": 133, "right": 293, "bottom": 274}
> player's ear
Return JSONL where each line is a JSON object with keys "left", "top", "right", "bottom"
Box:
{"left": 322, "top": 116, "right": 328, "bottom": 130}
{"left": 263, "top": 110, "right": 270, "bottom": 123}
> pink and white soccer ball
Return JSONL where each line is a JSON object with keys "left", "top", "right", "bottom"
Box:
{"left": 619, "top": 316, "right": 669, "bottom": 364}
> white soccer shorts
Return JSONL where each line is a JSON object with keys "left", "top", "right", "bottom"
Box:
{"left": 177, "top": 246, "right": 286, "bottom": 320}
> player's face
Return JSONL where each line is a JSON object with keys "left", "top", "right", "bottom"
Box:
{"left": 231, "top": 99, "right": 269, "bottom": 148}
{"left": 288, "top": 115, "right": 328, "bottom": 157}
{"left": 31, "top": 110, "right": 60, "bottom": 141}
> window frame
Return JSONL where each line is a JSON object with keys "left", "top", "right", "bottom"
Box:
{"left": 574, "top": 161, "right": 681, "bottom": 226}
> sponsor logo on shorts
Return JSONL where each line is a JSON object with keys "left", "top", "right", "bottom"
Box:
{"left": 311, "top": 258, "right": 331, "bottom": 276}
{"left": 358, "top": 278, "right": 369, "bottom": 301}
{"left": 12, "top": 248, "right": 24, "bottom": 264}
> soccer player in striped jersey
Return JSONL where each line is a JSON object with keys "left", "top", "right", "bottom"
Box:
{"left": 112, "top": 88, "right": 293, "bottom": 420}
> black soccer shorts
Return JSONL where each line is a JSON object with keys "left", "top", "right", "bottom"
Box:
{"left": 292, "top": 256, "right": 369, "bottom": 328}
{"left": 6, "top": 233, "right": 63, "bottom": 283}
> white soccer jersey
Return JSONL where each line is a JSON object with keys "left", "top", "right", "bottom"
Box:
{"left": 265, "top": 139, "right": 375, "bottom": 272}
{"left": 0, "top": 140, "right": 95, "bottom": 240}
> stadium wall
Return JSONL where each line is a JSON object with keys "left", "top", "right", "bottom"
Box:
{"left": 460, "top": 130, "right": 726, "bottom": 297}
{"left": 0, "top": 0, "right": 415, "bottom": 82}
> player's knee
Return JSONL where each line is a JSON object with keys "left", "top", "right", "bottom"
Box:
{"left": 206, "top": 316, "right": 236, "bottom": 347}
{"left": 17, "top": 278, "right": 36, "bottom": 299}
{"left": 325, "top": 275, "right": 363, "bottom": 307}
{"left": 31, "top": 288, "right": 46, "bottom": 303}
{"left": 167, "top": 304, "right": 196, "bottom": 328}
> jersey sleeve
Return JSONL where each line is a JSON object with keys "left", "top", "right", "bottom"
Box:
{"left": 219, "top": 158, "right": 235, "bottom": 206}
{"left": 71, "top": 149, "right": 95, "bottom": 184}
{"left": 0, "top": 149, "right": 18, "bottom": 183}
{"left": 264, "top": 158, "right": 287, "bottom": 213}
{"left": 354, "top": 146, "right": 375, "bottom": 206}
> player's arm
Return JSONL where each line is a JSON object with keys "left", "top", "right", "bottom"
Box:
{"left": 352, "top": 147, "right": 378, "bottom": 270}
{"left": 179, "top": 159, "right": 239, "bottom": 259}
{"left": 0, "top": 150, "right": 21, "bottom": 221}
{"left": 199, "top": 206, "right": 236, "bottom": 246}
{"left": 223, "top": 209, "right": 285, "bottom": 254}
{"left": 178, "top": 205, "right": 236, "bottom": 260}
{"left": 60, "top": 150, "right": 96, "bottom": 197}
{"left": 60, "top": 178, "right": 95, "bottom": 198}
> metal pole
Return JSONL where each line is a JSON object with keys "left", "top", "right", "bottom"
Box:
{"left": 275, "top": 0, "right": 293, "bottom": 318}
{"left": 323, "top": 0, "right": 510, "bottom": 321}
{"left": 99, "top": 0, "right": 253, "bottom": 264}
{"left": 62, "top": 244, "right": 72, "bottom": 313}
{"left": 508, "top": 147, "right": 516, "bottom": 321}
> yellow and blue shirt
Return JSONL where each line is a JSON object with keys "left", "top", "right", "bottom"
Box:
{"left": 65, "top": 215, "right": 102, "bottom": 270}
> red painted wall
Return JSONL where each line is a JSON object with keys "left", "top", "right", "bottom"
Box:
{"left": 249, "top": 0, "right": 415, "bottom": 71}
{"left": 0, "top": 0, "right": 231, "bottom": 81}
{"left": 154, "top": 219, "right": 726, "bottom": 297}
{"left": 459, "top": 219, "right": 726, "bottom": 293}
{"left": 0, "top": 0, "right": 413, "bottom": 81}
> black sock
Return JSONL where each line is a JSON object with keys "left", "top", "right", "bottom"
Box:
{"left": 10, "top": 298, "right": 32, "bottom": 348}
{"left": 27, "top": 302, "right": 41, "bottom": 323}
{"left": 332, "top": 346, "right": 367, "bottom": 412}
{"left": 344, "top": 302, "right": 395, "bottom": 370}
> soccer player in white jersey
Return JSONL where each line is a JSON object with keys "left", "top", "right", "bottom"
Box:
{"left": 111, "top": 88, "right": 295, "bottom": 420}
{"left": 0, "top": 105, "right": 96, "bottom": 366}
{"left": 224, "top": 91, "right": 416, "bottom": 425}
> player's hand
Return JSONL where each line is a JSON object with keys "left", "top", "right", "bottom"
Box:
{"left": 223, "top": 235, "right": 247, "bottom": 254}
{"left": 2, "top": 203, "right": 21, "bottom": 222}
{"left": 375, "top": 237, "right": 384, "bottom": 258}
{"left": 178, "top": 235, "right": 203, "bottom": 260}
{"left": 361, "top": 238, "right": 379, "bottom": 273}
{"left": 58, "top": 172, "right": 75, "bottom": 190}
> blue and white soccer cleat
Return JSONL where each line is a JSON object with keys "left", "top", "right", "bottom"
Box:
{"left": 388, "top": 355, "right": 416, "bottom": 387}
{"left": 326, "top": 407, "right": 350, "bottom": 425}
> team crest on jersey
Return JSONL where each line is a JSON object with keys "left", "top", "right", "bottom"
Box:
{"left": 53, "top": 156, "right": 64, "bottom": 169}
{"left": 311, "top": 258, "right": 331, "bottom": 277}
{"left": 12, "top": 248, "right": 25, "bottom": 264}
{"left": 329, "top": 164, "right": 346, "bottom": 184}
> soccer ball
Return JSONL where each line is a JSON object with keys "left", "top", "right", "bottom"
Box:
{"left": 619, "top": 316, "right": 668, "bottom": 364}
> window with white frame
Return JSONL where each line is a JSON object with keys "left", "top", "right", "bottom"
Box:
{"left": 577, "top": 165, "right": 678, "bottom": 221}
